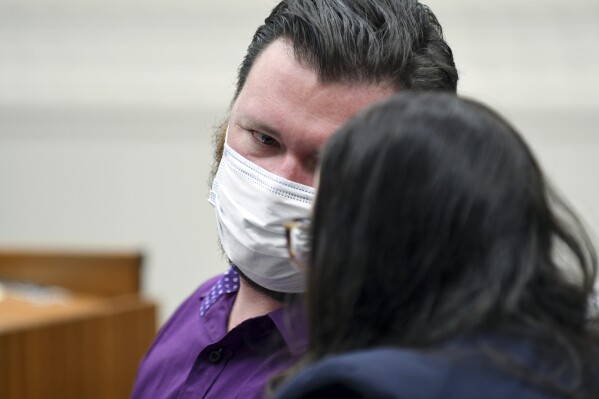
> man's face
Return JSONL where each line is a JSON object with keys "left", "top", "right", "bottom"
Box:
{"left": 228, "top": 39, "right": 395, "bottom": 187}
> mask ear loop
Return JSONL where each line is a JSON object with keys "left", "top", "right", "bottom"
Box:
{"left": 223, "top": 124, "right": 235, "bottom": 154}
{"left": 209, "top": 124, "right": 230, "bottom": 207}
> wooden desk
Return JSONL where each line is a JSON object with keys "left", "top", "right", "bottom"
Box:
{"left": 0, "top": 249, "right": 157, "bottom": 399}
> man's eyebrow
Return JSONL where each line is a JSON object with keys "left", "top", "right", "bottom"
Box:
{"left": 236, "top": 116, "right": 282, "bottom": 138}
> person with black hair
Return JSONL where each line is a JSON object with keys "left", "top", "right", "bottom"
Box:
{"left": 273, "top": 93, "right": 599, "bottom": 399}
{"left": 131, "top": 1, "right": 457, "bottom": 398}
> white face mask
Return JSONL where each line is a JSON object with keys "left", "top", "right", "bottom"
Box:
{"left": 208, "top": 136, "right": 315, "bottom": 293}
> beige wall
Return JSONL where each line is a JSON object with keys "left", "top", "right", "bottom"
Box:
{"left": 1, "top": 0, "right": 598, "bottom": 323}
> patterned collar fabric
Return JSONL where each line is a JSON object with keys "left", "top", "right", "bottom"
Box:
{"left": 199, "top": 266, "right": 240, "bottom": 317}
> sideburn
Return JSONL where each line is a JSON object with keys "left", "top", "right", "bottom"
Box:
{"left": 210, "top": 120, "right": 228, "bottom": 186}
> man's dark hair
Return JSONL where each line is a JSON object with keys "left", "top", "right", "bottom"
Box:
{"left": 235, "top": 0, "right": 458, "bottom": 98}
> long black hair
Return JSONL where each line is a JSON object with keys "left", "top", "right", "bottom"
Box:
{"left": 307, "top": 93, "right": 599, "bottom": 396}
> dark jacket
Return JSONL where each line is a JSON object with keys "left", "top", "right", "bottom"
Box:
{"left": 273, "top": 337, "right": 564, "bottom": 399}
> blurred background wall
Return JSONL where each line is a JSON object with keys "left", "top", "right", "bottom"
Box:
{"left": 1, "top": 0, "right": 598, "bottom": 324}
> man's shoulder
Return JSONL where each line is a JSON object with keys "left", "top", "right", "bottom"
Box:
{"left": 158, "top": 274, "right": 223, "bottom": 328}
{"left": 146, "top": 274, "right": 224, "bottom": 344}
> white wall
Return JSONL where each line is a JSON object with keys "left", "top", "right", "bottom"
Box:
{"left": 1, "top": 0, "right": 598, "bottom": 324}
{"left": 0, "top": 0, "right": 278, "bottom": 322}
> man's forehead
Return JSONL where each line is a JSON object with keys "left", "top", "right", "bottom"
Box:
{"left": 232, "top": 81, "right": 395, "bottom": 138}
{"left": 228, "top": 39, "right": 395, "bottom": 151}
{"left": 234, "top": 40, "right": 395, "bottom": 113}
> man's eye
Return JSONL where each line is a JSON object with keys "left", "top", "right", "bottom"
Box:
{"left": 252, "top": 132, "right": 276, "bottom": 146}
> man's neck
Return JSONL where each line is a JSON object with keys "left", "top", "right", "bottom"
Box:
{"left": 227, "top": 278, "right": 284, "bottom": 331}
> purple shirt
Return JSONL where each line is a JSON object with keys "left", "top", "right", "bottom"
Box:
{"left": 130, "top": 273, "right": 308, "bottom": 399}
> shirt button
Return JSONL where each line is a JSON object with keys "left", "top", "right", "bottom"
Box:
{"left": 208, "top": 349, "right": 222, "bottom": 363}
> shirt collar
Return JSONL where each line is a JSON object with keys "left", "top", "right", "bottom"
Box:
{"left": 199, "top": 267, "right": 240, "bottom": 316}
{"left": 268, "top": 298, "right": 308, "bottom": 357}
{"left": 198, "top": 267, "right": 308, "bottom": 356}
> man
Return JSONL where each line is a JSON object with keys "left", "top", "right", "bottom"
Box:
{"left": 131, "top": 1, "right": 458, "bottom": 398}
